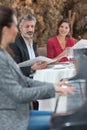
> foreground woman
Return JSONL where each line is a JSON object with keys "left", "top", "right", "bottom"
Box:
{"left": 0, "top": 5, "right": 74, "bottom": 130}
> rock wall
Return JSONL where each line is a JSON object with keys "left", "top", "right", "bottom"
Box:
{"left": 0, "top": 0, "right": 87, "bottom": 46}
{"left": 73, "top": 0, "right": 87, "bottom": 39}
{"left": 63, "top": 0, "right": 87, "bottom": 40}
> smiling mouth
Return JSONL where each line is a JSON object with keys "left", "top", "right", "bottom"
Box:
{"left": 61, "top": 32, "right": 67, "bottom": 35}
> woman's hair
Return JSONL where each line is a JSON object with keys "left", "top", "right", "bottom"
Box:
{"left": 0, "top": 5, "right": 15, "bottom": 57}
{"left": 0, "top": 5, "right": 15, "bottom": 43}
{"left": 57, "top": 18, "right": 71, "bottom": 37}
{"left": 58, "top": 18, "right": 71, "bottom": 28}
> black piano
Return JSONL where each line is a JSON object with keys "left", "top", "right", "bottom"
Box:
{"left": 50, "top": 48, "right": 87, "bottom": 130}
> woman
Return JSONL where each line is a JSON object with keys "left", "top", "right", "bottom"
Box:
{"left": 0, "top": 5, "right": 74, "bottom": 130}
{"left": 47, "top": 19, "right": 75, "bottom": 62}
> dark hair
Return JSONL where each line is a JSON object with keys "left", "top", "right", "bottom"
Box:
{"left": 0, "top": 5, "right": 15, "bottom": 43}
{"left": 58, "top": 18, "right": 71, "bottom": 28}
{"left": 57, "top": 18, "right": 71, "bottom": 37}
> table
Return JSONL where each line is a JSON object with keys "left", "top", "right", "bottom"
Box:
{"left": 33, "top": 62, "right": 76, "bottom": 111}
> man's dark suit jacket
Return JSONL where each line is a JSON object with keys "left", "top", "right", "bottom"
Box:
{"left": 10, "top": 34, "right": 38, "bottom": 77}
{"left": 10, "top": 34, "right": 39, "bottom": 110}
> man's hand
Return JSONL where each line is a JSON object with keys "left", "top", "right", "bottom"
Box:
{"left": 31, "top": 61, "right": 47, "bottom": 71}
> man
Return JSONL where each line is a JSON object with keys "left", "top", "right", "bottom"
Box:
{"left": 10, "top": 14, "right": 47, "bottom": 110}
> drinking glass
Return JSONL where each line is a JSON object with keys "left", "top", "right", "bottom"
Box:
{"left": 67, "top": 47, "right": 74, "bottom": 61}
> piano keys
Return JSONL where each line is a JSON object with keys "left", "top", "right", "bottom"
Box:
{"left": 55, "top": 79, "right": 87, "bottom": 113}
{"left": 50, "top": 79, "right": 87, "bottom": 130}
{"left": 50, "top": 48, "right": 87, "bottom": 130}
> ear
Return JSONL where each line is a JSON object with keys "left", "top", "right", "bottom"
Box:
{"left": 2, "top": 26, "right": 9, "bottom": 35}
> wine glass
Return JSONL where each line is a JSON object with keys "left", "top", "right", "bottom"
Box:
{"left": 67, "top": 47, "right": 74, "bottom": 61}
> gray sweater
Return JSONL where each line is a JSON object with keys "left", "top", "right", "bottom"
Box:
{"left": 0, "top": 49, "right": 55, "bottom": 130}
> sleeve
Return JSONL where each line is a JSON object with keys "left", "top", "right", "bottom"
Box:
{"left": 10, "top": 43, "right": 22, "bottom": 63}
{"left": 0, "top": 59, "right": 55, "bottom": 104}
{"left": 21, "top": 66, "right": 31, "bottom": 77}
{"left": 47, "top": 39, "right": 54, "bottom": 58}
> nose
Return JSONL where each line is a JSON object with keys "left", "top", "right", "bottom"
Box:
{"left": 28, "top": 26, "right": 33, "bottom": 31}
{"left": 62, "top": 27, "right": 66, "bottom": 31}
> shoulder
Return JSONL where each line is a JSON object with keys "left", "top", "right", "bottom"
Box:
{"left": 10, "top": 35, "right": 24, "bottom": 50}
{"left": 67, "top": 37, "right": 75, "bottom": 42}
{"left": 15, "top": 34, "right": 24, "bottom": 45}
{"left": 0, "top": 50, "right": 9, "bottom": 66}
{"left": 47, "top": 36, "right": 57, "bottom": 44}
{"left": 0, "top": 50, "right": 7, "bottom": 60}
{"left": 66, "top": 37, "right": 76, "bottom": 45}
{"left": 47, "top": 36, "right": 57, "bottom": 42}
{"left": 0, "top": 50, "right": 19, "bottom": 74}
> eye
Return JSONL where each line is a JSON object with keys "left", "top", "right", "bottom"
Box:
{"left": 31, "top": 25, "right": 35, "bottom": 28}
{"left": 60, "top": 25, "right": 63, "bottom": 28}
{"left": 25, "top": 25, "right": 30, "bottom": 28}
{"left": 65, "top": 26, "right": 69, "bottom": 29}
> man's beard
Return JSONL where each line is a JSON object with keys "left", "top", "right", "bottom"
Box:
{"left": 22, "top": 32, "right": 34, "bottom": 38}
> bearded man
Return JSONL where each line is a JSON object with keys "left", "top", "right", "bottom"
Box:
{"left": 10, "top": 14, "right": 47, "bottom": 110}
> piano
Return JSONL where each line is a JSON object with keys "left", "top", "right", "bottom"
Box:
{"left": 50, "top": 48, "right": 87, "bottom": 130}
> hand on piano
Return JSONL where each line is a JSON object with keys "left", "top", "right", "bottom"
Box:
{"left": 54, "top": 80, "right": 75, "bottom": 96}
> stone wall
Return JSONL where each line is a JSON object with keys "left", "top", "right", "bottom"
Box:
{"left": 73, "top": 0, "right": 87, "bottom": 39}
{"left": 63, "top": 0, "right": 87, "bottom": 40}
{"left": 0, "top": 0, "right": 87, "bottom": 46}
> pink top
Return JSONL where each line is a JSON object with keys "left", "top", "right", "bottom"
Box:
{"left": 47, "top": 36, "right": 75, "bottom": 62}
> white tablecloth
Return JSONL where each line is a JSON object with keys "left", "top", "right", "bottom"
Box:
{"left": 33, "top": 63, "right": 76, "bottom": 111}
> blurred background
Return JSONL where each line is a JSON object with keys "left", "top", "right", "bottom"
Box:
{"left": 0, "top": 0, "right": 87, "bottom": 47}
